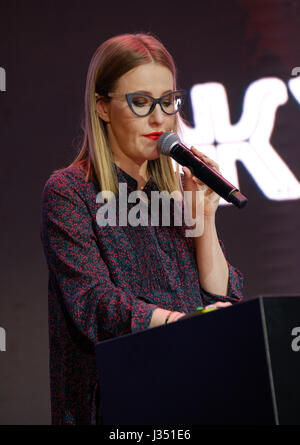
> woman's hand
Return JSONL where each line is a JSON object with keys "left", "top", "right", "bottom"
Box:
{"left": 182, "top": 147, "right": 221, "bottom": 219}
{"left": 165, "top": 311, "right": 186, "bottom": 323}
{"left": 150, "top": 308, "right": 186, "bottom": 328}
{"left": 205, "top": 301, "right": 232, "bottom": 310}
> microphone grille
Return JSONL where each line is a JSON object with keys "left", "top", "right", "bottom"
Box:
{"left": 157, "top": 132, "right": 181, "bottom": 155}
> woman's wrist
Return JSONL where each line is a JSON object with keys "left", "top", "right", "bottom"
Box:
{"left": 149, "top": 308, "right": 186, "bottom": 328}
{"left": 149, "top": 308, "right": 172, "bottom": 328}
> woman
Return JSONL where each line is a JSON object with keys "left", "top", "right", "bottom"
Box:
{"left": 40, "top": 33, "right": 243, "bottom": 425}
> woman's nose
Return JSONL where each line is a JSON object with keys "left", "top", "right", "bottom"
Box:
{"left": 148, "top": 104, "right": 165, "bottom": 124}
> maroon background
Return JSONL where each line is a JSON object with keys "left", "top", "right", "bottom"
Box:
{"left": 0, "top": 0, "right": 299, "bottom": 424}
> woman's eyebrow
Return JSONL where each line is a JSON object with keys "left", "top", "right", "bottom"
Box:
{"left": 130, "top": 89, "right": 173, "bottom": 96}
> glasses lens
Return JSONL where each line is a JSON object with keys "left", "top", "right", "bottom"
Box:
{"left": 161, "top": 91, "right": 185, "bottom": 115}
{"left": 127, "top": 91, "right": 185, "bottom": 116}
{"left": 130, "top": 94, "right": 153, "bottom": 117}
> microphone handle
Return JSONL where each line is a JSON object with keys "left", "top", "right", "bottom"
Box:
{"left": 170, "top": 144, "right": 248, "bottom": 209}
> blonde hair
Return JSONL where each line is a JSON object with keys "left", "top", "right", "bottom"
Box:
{"left": 68, "top": 33, "right": 183, "bottom": 196}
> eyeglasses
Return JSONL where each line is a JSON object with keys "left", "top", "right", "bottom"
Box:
{"left": 105, "top": 90, "right": 186, "bottom": 117}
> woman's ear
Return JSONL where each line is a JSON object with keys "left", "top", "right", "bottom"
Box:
{"left": 95, "top": 94, "right": 111, "bottom": 123}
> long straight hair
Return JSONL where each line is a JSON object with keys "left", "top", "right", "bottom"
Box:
{"left": 68, "top": 33, "right": 183, "bottom": 196}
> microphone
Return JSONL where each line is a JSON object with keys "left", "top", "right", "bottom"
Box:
{"left": 157, "top": 132, "right": 248, "bottom": 209}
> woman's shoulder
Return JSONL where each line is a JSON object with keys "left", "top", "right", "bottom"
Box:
{"left": 42, "top": 164, "right": 95, "bottom": 203}
{"left": 44, "top": 164, "right": 89, "bottom": 189}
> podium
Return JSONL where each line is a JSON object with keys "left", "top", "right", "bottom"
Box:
{"left": 95, "top": 296, "right": 300, "bottom": 425}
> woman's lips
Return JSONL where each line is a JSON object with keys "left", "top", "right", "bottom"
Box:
{"left": 143, "top": 132, "right": 164, "bottom": 141}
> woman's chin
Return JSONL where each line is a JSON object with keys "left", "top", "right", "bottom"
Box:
{"left": 145, "top": 146, "right": 161, "bottom": 161}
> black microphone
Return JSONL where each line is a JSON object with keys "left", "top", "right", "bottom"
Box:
{"left": 157, "top": 132, "right": 248, "bottom": 209}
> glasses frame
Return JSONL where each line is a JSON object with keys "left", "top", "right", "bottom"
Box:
{"left": 105, "top": 90, "right": 186, "bottom": 117}
{"left": 126, "top": 90, "right": 186, "bottom": 117}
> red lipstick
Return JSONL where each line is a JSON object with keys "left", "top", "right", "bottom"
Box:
{"left": 143, "top": 131, "right": 164, "bottom": 141}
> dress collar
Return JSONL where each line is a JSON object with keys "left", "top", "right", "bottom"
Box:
{"left": 114, "top": 163, "right": 157, "bottom": 194}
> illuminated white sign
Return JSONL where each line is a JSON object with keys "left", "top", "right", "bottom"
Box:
{"left": 178, "top": 77, "right": 300, "bottom": 204}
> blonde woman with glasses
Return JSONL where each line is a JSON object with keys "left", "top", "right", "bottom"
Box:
{"left": 40, "top": 33, "right": 243, "bottom": 425}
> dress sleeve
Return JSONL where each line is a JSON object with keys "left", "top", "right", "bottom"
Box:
{"left": 200, "top": 240, "right": 244, "bottom": 306}
{"left": 178, "top": 171, "right": 243, "bottom": 306}
{"left": 40, "top": 174, "right": 158, "bottom": 343}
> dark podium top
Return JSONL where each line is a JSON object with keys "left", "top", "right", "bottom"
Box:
{"left": 95, "top": 296, "right": 300, "bottom": 425}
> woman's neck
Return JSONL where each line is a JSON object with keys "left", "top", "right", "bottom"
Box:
{"left": 114, "top": 159, "right": 149, "bottom": 190}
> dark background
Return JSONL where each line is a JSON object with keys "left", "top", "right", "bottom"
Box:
{"left": 0, "top": 0, "right": 299, "bottom": 424}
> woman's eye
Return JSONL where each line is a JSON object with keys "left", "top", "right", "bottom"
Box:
{"left": 162, "top": 100, "right": 172, "bottom": 107}
{"left": 132, "top": 97, "right": 148, "bottom": 107}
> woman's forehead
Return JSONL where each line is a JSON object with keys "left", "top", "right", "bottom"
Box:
{"left": 115, "top": 63, "right": 174, "bottom": 93}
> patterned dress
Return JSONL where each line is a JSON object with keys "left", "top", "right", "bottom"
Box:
{"left": 40, "top": 163, "right": 243, "bottom": 424}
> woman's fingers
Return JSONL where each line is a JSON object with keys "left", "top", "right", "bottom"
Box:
{"left": 205, "top": 302, "right": 232, "bottom": 309}
{"left": 187, "top": 147, "right": 220, "bottom": 191}
{"left": 167, "top": 311, "right": 186, "bottom": 323}
{"left": 190, "top": 146, "right": 220, "bottom": 172}
{"left": 183, "top": 166, "right": 206, "bottom": 189}
{"left": 182, "top": 148, "right": 221, "bottom": 217}
{"left": 182, "top": 166, "right": 192, "bottom": 178}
